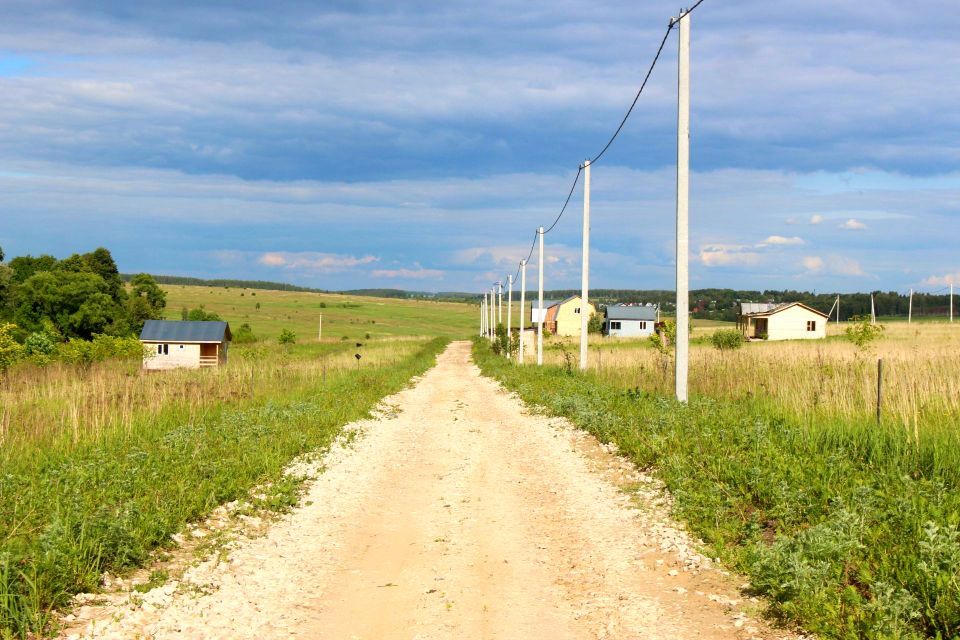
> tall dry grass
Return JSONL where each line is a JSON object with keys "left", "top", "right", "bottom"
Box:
{"left": 538, "top": 322, "right": 960, "bottom": 430}
{"left": 0, "top": 338, "right": 429, "bottom": 454}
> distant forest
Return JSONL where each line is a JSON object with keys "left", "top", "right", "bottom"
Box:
{"left": 120, "top": 274, "right": 955, "bottom": 322}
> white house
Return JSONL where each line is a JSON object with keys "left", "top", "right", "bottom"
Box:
{"left": 529, "top": 300, "right": 558, "bottom": 325}
{"left": 605, "top": 304, "right": 657, "bottom": 337}
{"left": 737, "top": 302, "right": 828, "bottom": 341}
{"left": 140, "top": 320, "right": 232, "bottom": 370}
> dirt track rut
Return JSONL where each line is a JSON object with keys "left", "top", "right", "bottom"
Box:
{"left": 69, "top": 341, "right": 796, "bottom": 639}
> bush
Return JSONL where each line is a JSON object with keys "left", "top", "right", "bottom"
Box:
{"left": 0, "top": 323, "right": 25, "bottom": 375}
{"left": 844, "top": 315, "right": 884, "bottom": 350}
{"left": 186, "top": 306, "right": 222, "bottom": 322}
{"left": 23, "top": 332, "right": 57, "bottom": 360}
{"left": 710, "top": 329, "right": 745, "bottom": 351}
{"left": 278, "top": 328, "right": 296, "bottom": 345}
{"left": 233, "top": 323, "right": 257, "bottom": 344}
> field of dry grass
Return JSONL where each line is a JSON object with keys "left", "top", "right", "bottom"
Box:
{"left": 536, "top": 320, "right": 960, "bottom": 430}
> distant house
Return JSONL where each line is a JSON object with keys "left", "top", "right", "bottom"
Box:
{"left": 542, "top": 295, "right": 596, "bottom": 337}
{"left": 140, "top": 320, "right": 232, "bottom": 370}
{"left": 737, "top": 302, "right": 827, "bottom": 341}
{"left": 529, "top": 300, "right": 559, "bottom": 326}
{"left": 605, "top": 304, "right": 657, "bottom": 337}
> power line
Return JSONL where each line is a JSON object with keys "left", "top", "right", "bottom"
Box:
{"left": 543, "top": 166, "right": 583, "bottom": 234}
{"left": 588, "top": 24, "right": 673, "bottom": 165}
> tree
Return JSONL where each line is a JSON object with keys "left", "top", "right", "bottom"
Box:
{"left": 587, "top": 312, "right": 604, "bottom": 334}
{"left": 278, "top": 328, "right": 296, "bottom": 344}
{"left": 844, "top": 316, "right": 884, "bottom": 350}
{"left": 127, "top": 274, "right": 167, "bottom": 331}
{"left": 8, "top": 254, "right": 57, "bottom": 283}
{"left": 0, "top": 323, "right": 24, "bottom": 376}
{"left": 186, "top": 306, "right": 222, "bottom": 321}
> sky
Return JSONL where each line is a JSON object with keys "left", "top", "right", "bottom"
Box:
{"left": 0, "top": 0, "right": 958, "bottom": 294}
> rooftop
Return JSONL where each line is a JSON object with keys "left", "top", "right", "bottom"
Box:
{"left": 140, "top": 320, "right": 232, "bottom": 343}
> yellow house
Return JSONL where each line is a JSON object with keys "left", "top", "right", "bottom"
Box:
{"left": 544, "top": 295, "right": 597, "bottom": 337}
{"left": 738, "top": 302, "right": 828, "bottom": 341}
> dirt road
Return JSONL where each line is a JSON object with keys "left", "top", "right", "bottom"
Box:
{"left": 70, "top": 342, "right": 793, "bottom": 639}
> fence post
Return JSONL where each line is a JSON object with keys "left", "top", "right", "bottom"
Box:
{"left": 876, "top": 358, "right": 883, "bottom": 425}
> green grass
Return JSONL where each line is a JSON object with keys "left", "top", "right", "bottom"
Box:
{"left": 161, "top": 284, "right": 477, "bottom": 341}
{"left": 474, "top": 340, "right": 960, "bottom": 640}
{"left": 0, "top": 338, "right": 448, "bottom": 638}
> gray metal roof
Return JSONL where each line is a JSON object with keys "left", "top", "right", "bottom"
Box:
{"left": 739, "top": 302, "right": 780, "bottom": 315}
{"left": 140, "top": 320, "right": 231, "bottom": 343}
{"left": 532, "top": 300, "right": 560, "bottom": 310}
{"left": 605, "top": 304, "right": 657, "bottom": 321}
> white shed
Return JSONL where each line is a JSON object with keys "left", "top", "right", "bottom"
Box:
{"left": 738, "top": 302, "right": 827, "bottom": 341}
{"left": 605, "top": 304, "right": 657, "bottom": 338}
{"left": 140, "top": 320, "right": 232, "bottom": 370}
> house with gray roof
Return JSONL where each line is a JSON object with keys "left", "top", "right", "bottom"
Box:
{"left": 604, "top": 304, "right": 658, "bottom": 338}
{"left": 140, "top": 320, "right": 232, "bottom": 370}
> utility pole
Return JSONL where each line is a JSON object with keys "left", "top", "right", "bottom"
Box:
{"left": 318, "top": 314, "right": 322, "bottom": 341}
{"left": 908, "top": 288, "right": 913, "bottom": 323}
{"left": 951, "top": 284, "right": 954, "bottom": 323}
{"left": 871, "top": 293, "right": 876, "bottom": 325}
{"left": 490, "top": 287, "right": 496, "bottom": 339}
{"left": 498, "top": 281, "right": 503, "bottom": 327}
{"left": 537, "top": 226, "right": 545, "bottom": 366}
{"left": 481, "top": 293, "right": 487, "bottom": 336}
{"left": 580, "top": 159, "right": 591, "bottom": 371}
{"left": 519, "top": 260, "right": 527, "bottom": 363}
{"left": 507, "top": 275, "right": 513, "bottom": 359}
{"left": 836, "top": 294, "right": 840, "bottom": 325}
{"left": 673, "top": 8, "right": 691, "bottom": 403}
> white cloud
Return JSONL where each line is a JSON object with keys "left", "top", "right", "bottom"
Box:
{"left": 802, "top": 256, "right": 825, "bottom": 272}
{"left": 258, "top": 252, "right": 378, "bottom": 272}
{"left": 923, "top": 272, "right": 960, "bottom": 286}
{"left": 760, "top": 235, "right": 805, "bottom": 246}
{"left": 831, "top": 256, "right": 865, "bottom": 276}
{"left": 371, "top": 265, "right": 444, "bottom": 280}
{"left": 840, "top": 218, "right": 867, "bottom": 230}
{"left": 699, "top": 244, "right": 762, "bottom": 267}
{"left": 810, "top": 214, "right": 825, "bottom": 225}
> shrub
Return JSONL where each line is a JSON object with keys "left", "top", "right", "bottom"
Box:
{"left": 233, "top": 323, "right": 257, "bottom": 344}
{"left": 710, "top": 329, "right": 745, "bottom": 351}
{"left": 23, "top": 332, "right": 57, "bottom": 360}
{"left": 587, "top": 312, "right": 604, "bottom": 334}
{"left": 844, "top": 315, "right": 884, "bottom": 350}
{"left": 0, "top": 323, "right": 25, "bottom": 375}
{"left": 278, "top": 329, "right": 296, "bottom": 345}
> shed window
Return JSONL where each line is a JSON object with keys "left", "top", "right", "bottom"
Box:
{"left": 610, "top": 321, "right": 622, "bottom": 330}
{"left": 574, "top": 307, "right": 580, "bottom": 314}
{"left": 807, "top": 320, "right": 817, "bottom": 331}
{"left": 639, "top": 321, "right": 647, "bottom": 330}
{"left": 157, "top": 344, "right": 168, "bottom": 355}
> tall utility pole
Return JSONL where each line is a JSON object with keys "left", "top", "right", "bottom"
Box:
{"left": 871, "top": 293, "right": 876, "bottom": 325}
{"left": 673, "top": 8, "right": 691, "bottom": 403}
{"left": 481, "top": 293, "right": 486, "bottom": 336}
{"left": 537, "top": 226, "right": 545, "bottom": 366}
{"left": 497, "top": 281, "right": 503, "bottom": 327}
{"left": 580, "top": 159, "right": 591, "bottom": 371}
{"left": 519, "top": 260, "right": 527, "bottom": 363}
{"left": 490, "top": 287, "right": 496, "bottom": 339}
{"left": 318, "top": 314, "right": 322, "bottom": 341}
{"left": 908, "top": 288, "right": 913, "bottom": 323}
{"left": 951, "top": 284, "right": 954, "bottom": 323}
{"left": 507, "top": 275, "right": 513, "bottom": 359}
{"left": 836, "top": 294, "right": 840, "bottom": 324}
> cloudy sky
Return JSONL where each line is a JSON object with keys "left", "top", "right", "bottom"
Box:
{"left": 1, "top": 0, "right": 958, "bottom": 293}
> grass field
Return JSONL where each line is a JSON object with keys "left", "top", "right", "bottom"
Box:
{"left": 161, "top": 285, "right": 477, "bottom": 341}
{"left": 536, "top": 320, "right": 960, "bottom": 434}
{"left": 475, "top": 338, "right": 960, "bottom": 639}
{"left": 0, "top": 312, "right": 449, "bottom": 637}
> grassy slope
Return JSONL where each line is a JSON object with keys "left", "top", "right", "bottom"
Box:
{"left": 161, "top": 285, "right": 477, "bottom": 340}
{"left": 0, "top": 339, "right": 448, "bottom": 637}
{"left": 474, "top": 340, "right": 960, "bottom": 640}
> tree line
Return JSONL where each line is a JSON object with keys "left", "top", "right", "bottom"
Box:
{"left": 0, "top": 246, "right": 167, "bottom": 342}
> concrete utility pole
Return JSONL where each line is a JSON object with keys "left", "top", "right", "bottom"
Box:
{"left": 673, "top": 8, "right": 691, "bottom": 403}
{"left": 481, "top": 293, "right": 487, "bottom": 336}
{"left": 871, "top": 293, "right": 876, "bottom": 325}
{"left": 489, "top": 287, "right": 496, "bottom": 339}
{"left": 951, "top": 284, "right": 954, "bottom": 323}
{"left": 507, "top": 274, "right": 513, "bottom": 359}
{"left": 836, "top": 295, "right": 840, "bottom": 325}
{"left": 580, "top": 159, "right": 591, "bottom": 371}
{"left": 908, "top": 288, "right": 913, "bottom": 323}
{"left": 519, "top": 260, "right": 527, "bottom": 364}
{"left": 537, "top": 226, "right": 545, "bottom": 366}
{"left": 497, "top": 281, "right": 503, "bottom": 327}
{"left": 318, "top": 314, "right": 322, "bottom": 341}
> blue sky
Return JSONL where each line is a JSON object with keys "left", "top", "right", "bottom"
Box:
{"left": 1, "top": 0, "right": 958, "bottom": 293}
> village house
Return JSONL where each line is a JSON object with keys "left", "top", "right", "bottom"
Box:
{"left": 737, "top": 302, "right": 828, "bottom": 341}
{"left": 605, "top": 304, "right": 657, "bottom": 337}
{"left": 542, "top": 295, "right": 596, "bottom": 337}
{"left": 140, "top": 319, "right": 232, "bottom": 370}
{"left": 529, "top": 300, "right": 558, "bottom": 325}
